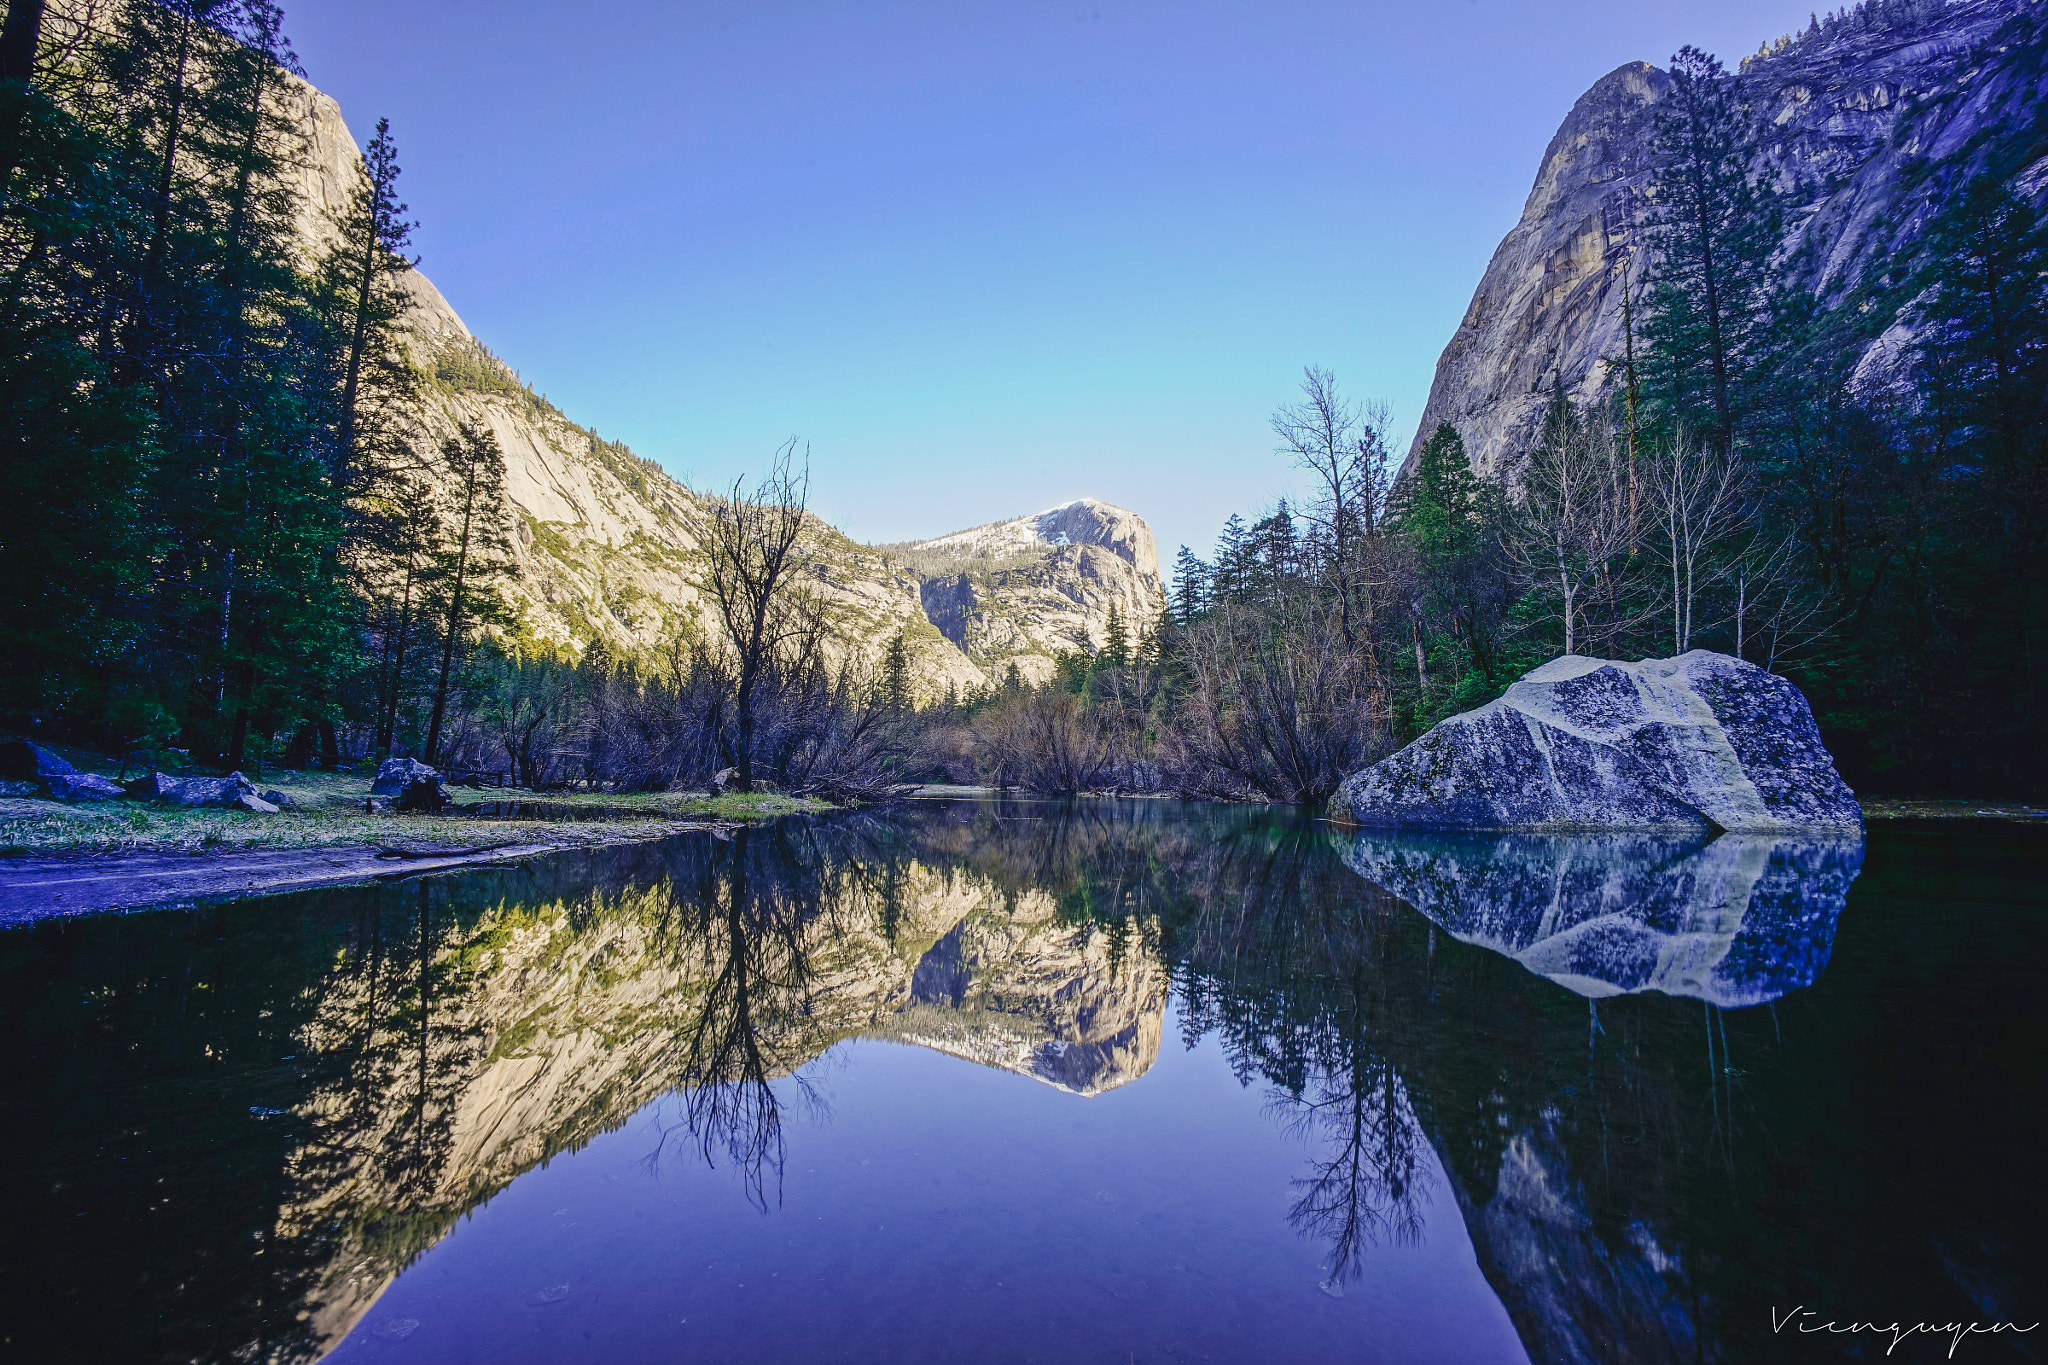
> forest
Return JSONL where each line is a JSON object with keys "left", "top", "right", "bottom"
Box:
{"left": 911, "top": 39, "right": 2048, "bottom": 802}
{"left": 1, "top": 1, "right": 2042, "bottom": 801}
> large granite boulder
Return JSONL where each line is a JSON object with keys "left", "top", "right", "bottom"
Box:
{"left": 1339, "top": 650, "right": 1861, "bottom": 833}
{"left": 45, "top": 772, "right": 126, "bottom": 802}
{"left": 371, "top": 757, "right": 439, "bottom": 798}
{"left": 0, "top": 740, "right": 75, "bottom": 781}
{"left": 158, "top": 771, "right": 263, "bottom": 809}
{"left": 1342, "top": 830, "right": 1862, "bottom": 1007}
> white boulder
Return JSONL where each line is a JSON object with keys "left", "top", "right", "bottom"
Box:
{"left": 1339, "top": 651, "right": 1861, "bottom": 832}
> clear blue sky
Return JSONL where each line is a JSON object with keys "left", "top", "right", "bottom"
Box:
{"left": 291, "top": 0, "right": 1814, "bottom": 564}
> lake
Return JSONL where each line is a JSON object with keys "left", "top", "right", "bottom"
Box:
{"left": 1, "top": 797, "right": 2040, "bottom": 1363}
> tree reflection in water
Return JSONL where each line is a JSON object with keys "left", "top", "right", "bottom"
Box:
{"left": 3, "top": 797, "right": 2033, "bottom": 1365}
{"left": 657, "top": 824, "right": 831, "bottom": 1210}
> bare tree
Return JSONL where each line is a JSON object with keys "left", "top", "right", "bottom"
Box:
{"left": 973, "top": 689, "right": 1127, "bottom": 793}
{"left": 704, "top": 440, "right": 818, "bottom": 791}
{"left": 1271, "top": 367, "right": 1397, "bottom": 652}
{"left": 1508, "top": 404, "right": 1641, "bottom": 656}
{"left": 1646, "top": 431, "right": 1747, "bottom": 654}
{"left": 1162, "top": 591, "right": 1387, "bottom": 804}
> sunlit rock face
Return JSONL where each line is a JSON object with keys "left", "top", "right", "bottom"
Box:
{"left": 268, "top": 77, "right": 1155, "bottom": 698}
{"left": 272, "top": 839, "right": 1166, "bottom": 1353}
{"left": 1407, "top": 0, "right": 2042, "bottom": 481}
{"left": 1341, "top": 651, "right": 1862, "bottom": 834}
{"left": 898, "top": 499, "right": 1169, "bottom": 685}
{"left": 1343, "top": 830, "right": 1862, "bottom": 1006}
{"left": 885, "top": 891, "right": 1168, "bottom": 1095}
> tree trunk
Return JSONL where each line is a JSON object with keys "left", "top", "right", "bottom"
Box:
{"left": 0, "top": 0, "right": 47, "bottom": 189}
{"left": 423, "top": 473, "right": 479, "bottom": 766}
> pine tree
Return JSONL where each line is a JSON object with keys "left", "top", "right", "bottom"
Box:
{"left": 422, "top": 423, "right": 512, "bottom": 765}
{"left": 316, "top": 116, "right": 418, "bottom": 497}
{"left": 0, "top": 10, "right": 153, "bottom": 722}
{"left": 1102, "top": 604, "right": 1130, "bottom": 669}
{"left": 1251, "top": 501, "right": 1296, "bottom": 597}
{"left": 881, "top": 632, "right": 914, "bottom": 713}
{"left": 1171, "top": 545, "right": 1209, "bottom": 622}
{"left": 1211, "top": 514, "right": 1251, "bottom": 602}
{"left": 1639, "top": 46, "right": 1780, "bottom": 457}
{"left": 1142, "top": 606, "right": 1171, "bottom": 667}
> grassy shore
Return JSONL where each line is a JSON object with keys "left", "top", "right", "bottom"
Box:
{"left": 0, "top": 764, "right": 830, "bottom": 857}
{"left": 1859, "top": 797, "right": 2045, "bottom": 821}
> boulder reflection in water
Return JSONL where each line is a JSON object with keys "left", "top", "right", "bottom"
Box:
{"left": 1341, "top": 831, "right": 1864, "bottom": 1006}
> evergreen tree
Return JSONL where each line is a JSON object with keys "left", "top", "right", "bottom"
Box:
{"left": 1391, "top": 423, "right": 1512, "bottom": 716}
{"left": 1251, "top": 501, "right": 1296, "bottom": 597}
{"left": 422, "top": 423, "right": 512, "bottom": 764}
{"left": 317, "top": 116, "right": 418, "bottom": 496}
{"left": 1101, "top": 604, "right": 1130, "bottom": 669}
{"left": 0, "top": 26, "right": 153, "bottom": 723}
{"left": 1211, "top": 514, "right": 1251, "bottom": 602}
{"left": 1171, "top": 545, "right": 1209, "bottom": 622}
{"left": 1639, "top": 46, "right": 1780, "bottom": 457}
{"left": 881, "top": 632, "right": 914, "bottom": 713}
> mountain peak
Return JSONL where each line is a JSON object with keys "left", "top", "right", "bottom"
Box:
{"left": 909, "top": 498, "right": 1160, "bottom": 580}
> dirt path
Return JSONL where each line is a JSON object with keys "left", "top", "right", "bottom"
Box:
{"left": 0, "top": 842, "right": 566, "bottom": 925}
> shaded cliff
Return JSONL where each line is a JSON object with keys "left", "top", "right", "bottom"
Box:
{"left": 1409, "top": 0, "right": 2048, "bottom": 479}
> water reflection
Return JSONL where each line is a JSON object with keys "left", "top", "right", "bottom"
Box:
{"left": 0, "top": 801, "right": 2036, "bottom": 1365}
{"left": 1339, "top": 832, "right": 1864, "bottom": 1006}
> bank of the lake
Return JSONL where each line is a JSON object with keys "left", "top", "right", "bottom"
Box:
{"left": 0, "top": 763, "right": 835, "bottom": 918}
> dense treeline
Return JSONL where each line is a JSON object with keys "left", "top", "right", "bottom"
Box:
{"left": 0, "top": 0, "right": 901, "bottom": 792}
{"left": 5, "top": 0, "right": 2039, "bottom": 801}
{"left": 925, "top": 21, "right": 2045, "bottom": 801}
{"left": 0, "top": 0, "right": 497, "bottom": 770}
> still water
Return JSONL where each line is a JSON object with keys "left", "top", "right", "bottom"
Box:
{"left": 0, "top": 798, "right": 2040, "bottom": 1363}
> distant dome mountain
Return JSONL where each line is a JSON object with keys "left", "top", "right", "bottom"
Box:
{"left": 881, "top": 499, "right": 1168, "bottom": 685}
{"left": 909, "top": 498, "right": 1161, "bottom": 579}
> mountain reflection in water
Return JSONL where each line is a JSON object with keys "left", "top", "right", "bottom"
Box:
{"left": 1340, "top": 831, "right": 1863, "bottom": 1006}
{"left": 0, "top": 799, "right": 2039, "bottom": 1365}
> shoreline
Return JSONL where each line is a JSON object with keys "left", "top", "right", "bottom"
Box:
{"left": 0, "top": 818, "right": 749, "bottom": 926}
{"left": 4, "top": 789, "right": 2037, "bottom": 930}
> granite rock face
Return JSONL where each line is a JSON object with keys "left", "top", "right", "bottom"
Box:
{"left": 159, "top": 772, "right": 261, "bottom": 808}
{"left": 1407, "top": 0, "right": 2046, "bottom": 481}
{"left": 894, "top": 499, "right": 1168, "bottom": 685}
{"left": 1339, "top": 651, "right": 1861, "bottom": 833}
{"left": 45, "top": 773, "right": 126, "bottom": 802}
{"left": 1342, "top": 830, "right": 1861, "bottom": 1007}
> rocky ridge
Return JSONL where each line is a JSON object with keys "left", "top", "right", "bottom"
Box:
{"left": 890, "top": 499, "right": 1167, "bottom": 685}
{"left": 279, "top": 82, "right": 1160, "bottom": 697}
{"left": 1408, "top": 0, "right": 2048, "bottom": 479}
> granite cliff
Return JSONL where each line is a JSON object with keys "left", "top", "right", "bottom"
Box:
{"left": 280, "top": 83, "right": 1162, "bottom": 698}
{"left": 889, "top": 499, "right": 1167, "bottom": 685}
{"left": 1410, "top": 0, "right": 2048, "bottom": 478}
